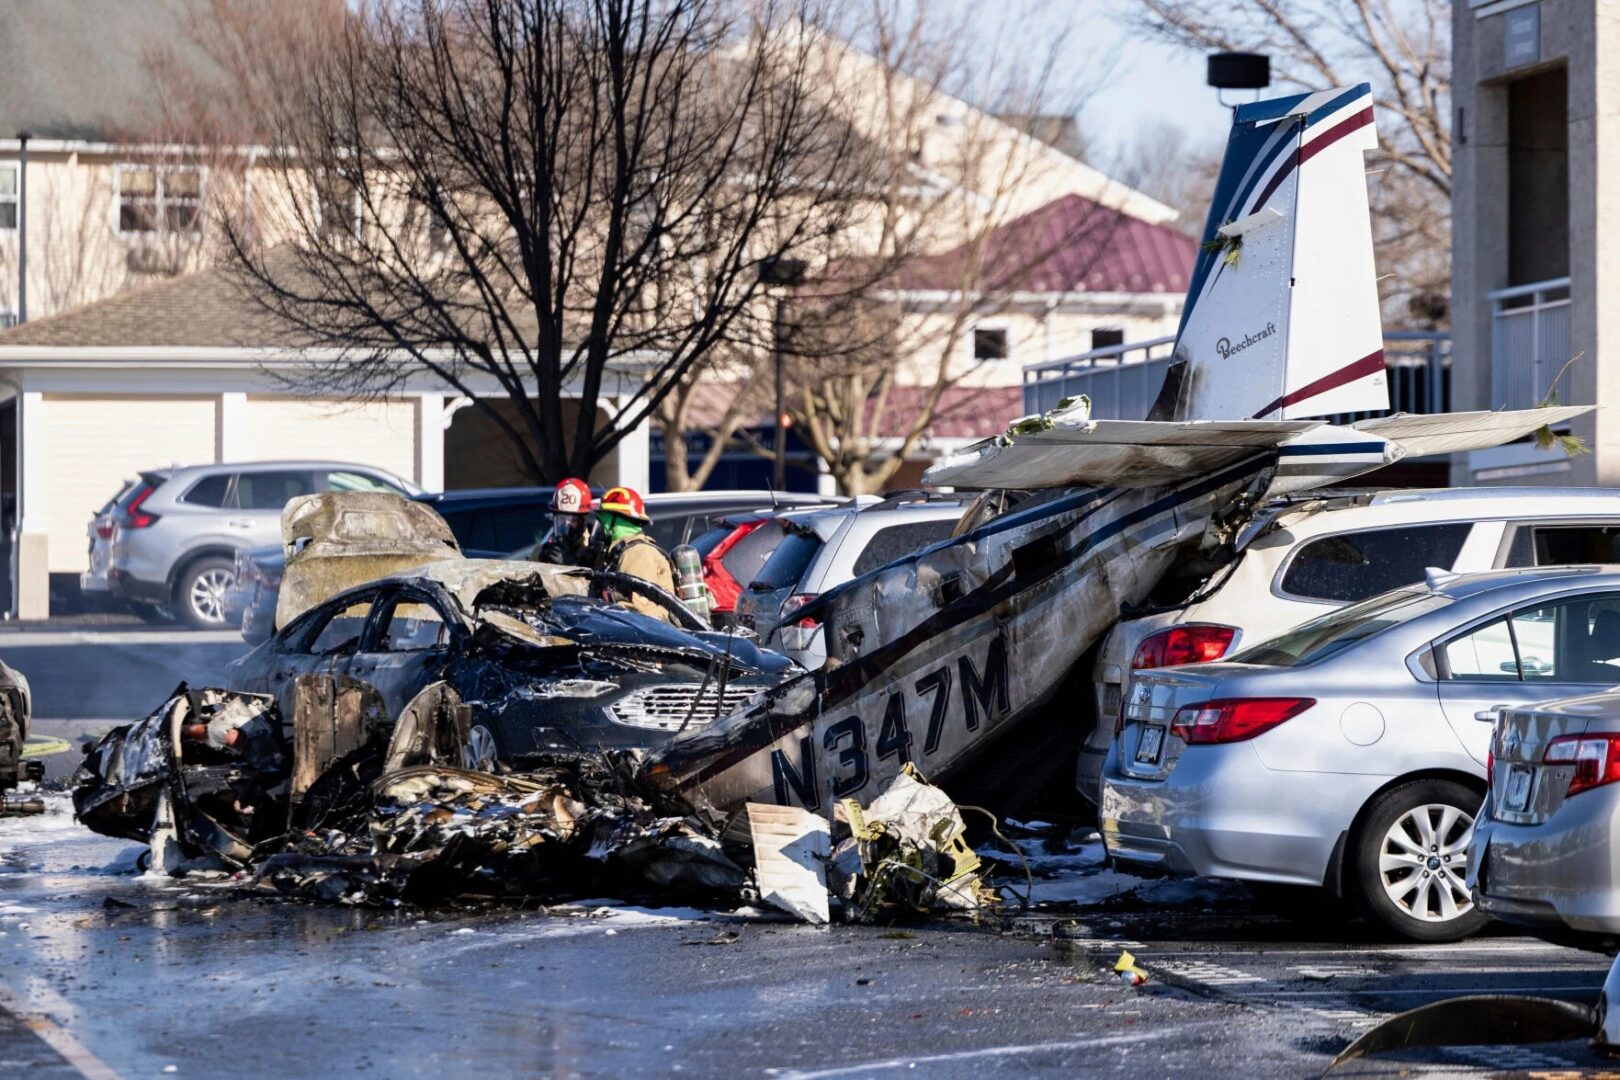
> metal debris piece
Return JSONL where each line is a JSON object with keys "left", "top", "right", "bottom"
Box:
{"left": 747, "top": 803, "right": 831, "bottom": 924}
{"left": 1324, "top": 995, "right": 1597, "bottom": 1073}
{"left": 833, "top": 765, "right": 997, "bottom": 921}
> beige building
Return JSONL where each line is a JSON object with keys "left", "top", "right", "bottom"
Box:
{"left": 1451, "top": 0, "right": 1612, "bottom": 484}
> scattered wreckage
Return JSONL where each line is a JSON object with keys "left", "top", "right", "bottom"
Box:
{"left": 71, "top": 680, "right": 996, "bottom": 922}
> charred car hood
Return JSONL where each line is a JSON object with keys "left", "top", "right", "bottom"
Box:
{"left": 480, "top": 594, "right": 793, "bottom": 675}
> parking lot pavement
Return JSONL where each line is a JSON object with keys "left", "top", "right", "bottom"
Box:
{"left": 0, "top": 627, "right": 249, "bottom": 721}
{"left": 0, "top": 797, "right": 1611, "bottom": 1079}
{"left": 1020, "top": 898, "right": 1616, "bottom": 1076}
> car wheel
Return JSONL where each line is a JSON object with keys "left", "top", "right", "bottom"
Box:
{"left": 1348, "top": 778, "right": 1489, "bottom": 942}
{"left": 174, "top": 557, "right": 236, "bottom": 630}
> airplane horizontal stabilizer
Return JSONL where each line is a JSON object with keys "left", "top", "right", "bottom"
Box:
{"left": 922, "top": 418, "right": 1321, "bottom": 490}
{"left": 1352, "top": 406, "right": 1594, "bottom": 457}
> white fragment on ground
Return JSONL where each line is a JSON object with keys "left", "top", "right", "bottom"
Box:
{"left": 991, "top": 829, "right": 1236, "bottom": 909}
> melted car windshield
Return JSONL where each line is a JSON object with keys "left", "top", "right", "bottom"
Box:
{"left": 1232, "top": 590, "right": 1453, "bottom": 667}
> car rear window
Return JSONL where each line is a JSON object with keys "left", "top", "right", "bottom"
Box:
{"left": 179, "top": 474, "right": 232, "bottom": 508}
{"left": 748, "top": 525, "right": 822, "bottom": 592}
{"left": 851, "top": 519, "right": 956, "bottom": 577}
{"left": 1278, "top": 523, "right": 1472, "bottom": 603}
{"left": 719, "top": 523, "right": 785, "bottom": 586}
{"left": 1232, "top": 590, "right": 1453, "bottom": 668}
{"left": 321, "top": 470, "right": 404, "bottom": 495}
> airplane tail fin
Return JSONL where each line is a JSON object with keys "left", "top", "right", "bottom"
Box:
{"left": 1168, "top": 84, "right": 1385, "bottom": 422}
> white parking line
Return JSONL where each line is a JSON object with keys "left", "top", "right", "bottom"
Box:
{"left": 0, "top": 977, "right": 122, "bottom": 1080}
{"left": 770, "top": 1027, "right": 1200, "bottom": 1078}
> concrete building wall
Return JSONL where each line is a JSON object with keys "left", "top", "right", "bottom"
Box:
{"left": 1452, "top": 0, "right": 1620, "bottom": 485}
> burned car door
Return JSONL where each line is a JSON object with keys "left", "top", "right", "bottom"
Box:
{"left": 255, "top": 591, "right": 382, "bottom": 722}
{"left": 345, "top": 586, "right": 459, "bottom": 722}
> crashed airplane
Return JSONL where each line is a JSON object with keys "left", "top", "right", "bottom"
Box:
{"left": 641, "top": 83, "right": 1592, "bottom": 816}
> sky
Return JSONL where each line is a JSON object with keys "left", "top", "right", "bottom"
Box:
{"left": 956, "top": 1, "right": 1233, "bottom": 166}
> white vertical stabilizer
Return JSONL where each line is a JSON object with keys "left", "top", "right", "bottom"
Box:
{"left": 1170, "top": 84, "right": 1387, "bottom": 422}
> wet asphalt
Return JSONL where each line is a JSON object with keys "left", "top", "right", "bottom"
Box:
{"left": 3, "top": 632, "right": 1619, "bottom": 1077}
{"left": 0, "top": 794, "right": 1615, "bottom": 1080}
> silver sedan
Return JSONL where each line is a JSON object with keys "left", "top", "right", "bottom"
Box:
{"left": 1101, "top": 566, "right": 1620, "bottom": 942}
{"left": 1470, "top": 689, "right": 1620, "bottom": 950}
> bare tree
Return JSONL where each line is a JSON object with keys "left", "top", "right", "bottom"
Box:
{"left": 1128, "top": 0, "right": 1451, "bottom": 319}
{"left": 771, "top": 2, "right": 1128, "bottom": 495}
{"left": 168, "top": 0, "right": 867, "bottom": 484}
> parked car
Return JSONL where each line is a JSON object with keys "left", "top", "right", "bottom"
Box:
{"left": 1102, "top": 565, "right": 1620, "bottom": 942}
{"left": 1470, "top": 689, "right": 1620, "bottom": 952}
{"left": 732, "top": 493, "right": 972, "bottom": 663}
{"left": 686, "top": 506, "right": 845, "bottom": 625}
{"left": 225, "top": 558, "right": 797, "bottom": 758}
{"left": 96, "top": 462, "right": 420, "bottom": 629}
{"left": 1080, "top": 488, "right": 1620, "bottom": 808}
{"left": 80, "top": 478, "right": 138, "bottom": 599}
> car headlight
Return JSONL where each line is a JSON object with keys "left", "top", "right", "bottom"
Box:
{"left": 520, "top": 679, "right": 620, "bottom": 700}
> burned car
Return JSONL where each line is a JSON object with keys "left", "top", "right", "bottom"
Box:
{"left": 0, "top": 659, "right": 31, "bottom": 791}
{"left": 227, "top": 558, "right": 796, "bottom": 760}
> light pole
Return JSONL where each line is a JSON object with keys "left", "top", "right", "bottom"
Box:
{"left": 757, "top": 257, "right": 806, "bottom": 492}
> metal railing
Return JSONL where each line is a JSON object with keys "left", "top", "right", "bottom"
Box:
{"left": 1022, "top": 336, "right": 1177, "bottom": 418}
{"left": 1490, "top": 277, "right": 1573, "bottom": 410}
{"left": 1022, "top": 331, "right": 1451, "bottom": 421}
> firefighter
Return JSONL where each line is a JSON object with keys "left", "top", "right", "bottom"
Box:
{"left": 595, "top": 486, "right": 677, "bottom": 624}
{"left": 535, "top": 478, "right": 604, "bottom": 568}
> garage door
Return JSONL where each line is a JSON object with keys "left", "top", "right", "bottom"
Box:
{"left": 44, "top": 394, "right": 217, "bottom": 573}
{"left": 242, "top": 397, "right": 418, "bottom": 487}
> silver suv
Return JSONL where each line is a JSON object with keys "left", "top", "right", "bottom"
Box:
{"left": 732, "top": 494, "right": 971, "bottom": 664}
{"left": 100, "top": 461, "right": 418, "bottom": 628}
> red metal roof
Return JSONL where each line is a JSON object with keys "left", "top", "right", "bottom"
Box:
{"left": 866, "top": 385, "right": 1025, "bottom": 441}
{"left": 892, "top": 193, "right": 1196, "bottom": 296}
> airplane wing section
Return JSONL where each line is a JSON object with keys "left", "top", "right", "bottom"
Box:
{"left": 923, "top": 418, "right": 1322, "bottom": 490}
{"left": 1352, "top": 406, "right": 1594, "bottom": 457}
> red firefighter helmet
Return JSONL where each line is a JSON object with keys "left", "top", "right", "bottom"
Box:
{"left": 551, "top": 477, "right": 592, "bottom": 514}
{"left": 598, "top": 485, "right": 650, "bottom": 523}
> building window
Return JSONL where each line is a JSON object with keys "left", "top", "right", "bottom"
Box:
{"left": 117, "top": 164, "right": 205, "bottom": 234}
{"left": 1091, "top": 328, "right": 1125, "bottom": 351}
{"left": 0, "top": 311, "right": 15, "bottom": 330}
{"left": 0, "top": 166, "right": 15, "bottom": 231}
{"left": 973, "top": 328, "right": 1009, "bottom": 361}
{"left": 315, "top": 173, "right": 362, "bottom": 241}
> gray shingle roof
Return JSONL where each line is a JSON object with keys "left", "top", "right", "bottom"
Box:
{"left": 0, "top": 259, "right": 294, "bottom": 348}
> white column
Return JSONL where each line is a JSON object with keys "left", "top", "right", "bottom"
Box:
{"left": 16, "top": 390, "right": 48, "bottom": 619}
{"left": 415, "top": 393, "right": 445, "bottom": 492}
{"left": 611, "top": 398, "right": 650, "bottom": 491}
{"left": 216, "top": 392, "right": 248, "bottom": 462}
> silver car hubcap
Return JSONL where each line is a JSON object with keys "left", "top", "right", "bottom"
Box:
{"left": 189, "top": 568, "right": 234, "bottom": 624}
{"left": 1380, "top": 802, "right": 1475, "bottom": 922}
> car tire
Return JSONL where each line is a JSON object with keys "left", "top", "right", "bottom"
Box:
{"left": 1347, "top": 778, "right": 1489, "bottom": 943}
{"left": 174, "top": 557, "right": 237, "bottom": 630}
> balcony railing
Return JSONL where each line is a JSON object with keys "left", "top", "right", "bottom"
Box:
{"left": 1022, "top": 331, "right": 1451, "bottom": 422}
{"left": 1490, "top": 277, "right": 1572, "bottom": 410}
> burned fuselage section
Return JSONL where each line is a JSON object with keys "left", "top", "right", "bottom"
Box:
{"left": 642, "top": 459, "right": 1278, "bottom": 815}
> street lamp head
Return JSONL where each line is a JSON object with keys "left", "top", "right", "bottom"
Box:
{"left": 1207, "top": 52, "right": 1270, "bottom": 91}
{"left": 757, "top": 256, "right": 807, "bottom": 287}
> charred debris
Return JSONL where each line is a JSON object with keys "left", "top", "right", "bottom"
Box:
{"left": 73, "top": 682, "right": 1005, "bottom": 923}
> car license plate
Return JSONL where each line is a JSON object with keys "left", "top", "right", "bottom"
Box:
{"left": 1501, "top": 764, "right": 1534, "bottom": 813}
{"left": 1135, "top": 725, "right": 1165, "bottom": 765}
